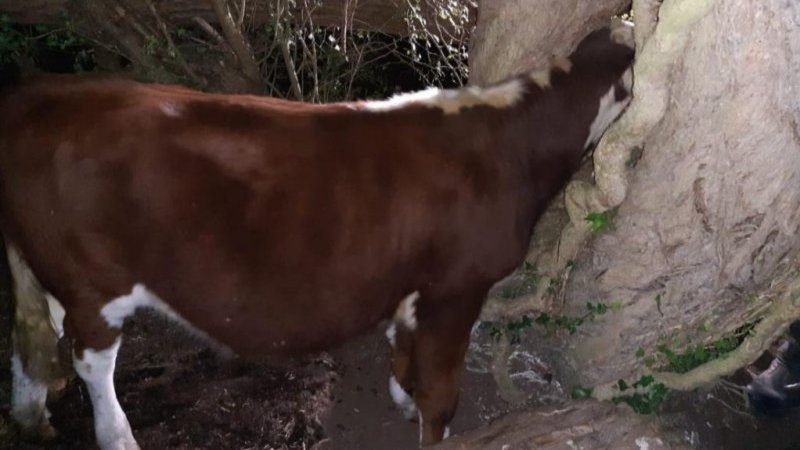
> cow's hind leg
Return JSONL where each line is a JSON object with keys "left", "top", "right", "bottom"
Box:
{"left": 67, "top": 303, "right": 139, "bottom": 450}
{"left": 7, "top": 245, "right": 65, "bottom": 439}
{"left": 408, "top": 291, "right": 484, "bottom": 446}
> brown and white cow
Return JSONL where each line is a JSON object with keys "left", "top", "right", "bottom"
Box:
{"left": 0, "top": 23, "right": 634, "bottom": 449}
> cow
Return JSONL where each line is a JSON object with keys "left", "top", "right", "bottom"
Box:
{"left": 0, "top": 22, "right": 634, "bottom": 449}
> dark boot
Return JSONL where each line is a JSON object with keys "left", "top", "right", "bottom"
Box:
{"left": 747, "top": 321, "right": 800, "bottom": 415}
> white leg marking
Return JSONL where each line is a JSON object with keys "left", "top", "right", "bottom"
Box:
{"left": 10, "top": 352, "right": 51, "bottom": 433}
{"left": 418, "top": 411, "right": 424, "bottom": 446}
{"left": 444, "top": 426, "right": 451, "bottom": 439}
{"left": 395, "top": 291, "right": 420, "bottom": 331}
{"left": 74, "top": 338, "right": 140, "bottom": 450}
{"left": 385, "top": 323, "right": 397, "bottom": 348}
{"left": 389, "top": 375, "right": 418, "bottom": 420}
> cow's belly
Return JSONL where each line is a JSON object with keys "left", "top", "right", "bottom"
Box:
{"left": 134, "top": 274, "right": 408, "bottom": 357}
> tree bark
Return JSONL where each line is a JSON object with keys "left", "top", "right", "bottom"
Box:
{"left": 431, "top": 400, "right": 679, "bottom": 450}
{"left": 468, "top": 0, "right": 631, "bottom": 85}
{"left": 559, "top": 0, "right": 800, "bottom": 390}
{"left": 468, "top": 0, "right": 800, "bottom": 420}
{"left": 208, "top": 0, "right": 261, "bottom": 86}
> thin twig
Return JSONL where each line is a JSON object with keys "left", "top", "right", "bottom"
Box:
{"left": 275, "top": 0, "right": 303, "bottom": 100}
{"left": 237, "top": 0, "right": 247, "bottom": 27}
{"left": 301, "top": 0, "right": 320, "bottom": 102}
{"left": 113, "top": 5, "right": 153, "bottom": 41}
{"left": 144, "top": 0, "right": 203, "bottom": 84}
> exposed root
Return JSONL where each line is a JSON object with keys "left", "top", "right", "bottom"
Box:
{"left": 591, "top": 270, "right": 800, "bottom": 396}
{"left": 490, "top": 335, "right": 527, "bottom": 406}
{"left": 632, "top": 0, "right": 661, "bottom": 53}
{"left": 655, "top": 273, "right": 800, "bottom": 391}
{"left": 713, "top": 379, "right": 752, "bottom": 420}
{"left": 495, "top": 0, "right": 720, "bottom": 322}
{"left": 568, "top": 0, "right": 716, "bottom": 215}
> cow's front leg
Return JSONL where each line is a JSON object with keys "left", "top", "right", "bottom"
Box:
{"left": 406, "top": 290, "right": 486, "bottom": 447}
{"left": 387, "top": 291, "right": 420, "bottom": 421}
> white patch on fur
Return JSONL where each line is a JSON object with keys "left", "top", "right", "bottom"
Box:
{"left": 101, "top": 284, "right": 166, "bottom": 328}
{"left": 444, "top": 426, "right": 451, "bottom": 439}
{"left": 101, "top": 284, "right": 232, "bottom": 357}
{"left": 528, "top": 56, "right": 573, "bottom": 88}
{"left": 552, "top": 56, "right": 573, "bottom": 74}
{"left": 584, "top": 67, "right": 633, "bottom": 149}
{"left": 73, "top": 338, "right": 140, "bottom": 450}
{"left": 101, "top": 284, "right": 202, "bottom": 333}
{"left": 362, "top": 79, "right": 526, "bottom": 114}
{"left": 10, "top": 353, "right": 51, "bottom": 433}
{"left": 160, "top": 101, "right": 182, "bottom": 117}
{"left": 389, "top": 375, "right": 418, "bottom": 420}
{"left": 528, "top": 69, "right": 551, "bottom": 88}
{"left": 394, "top": 291, "right": 420, "bottom": 331}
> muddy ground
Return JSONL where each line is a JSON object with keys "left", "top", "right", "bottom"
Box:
{"left": 0, "top": 311, "right": 523, "bottom": 450}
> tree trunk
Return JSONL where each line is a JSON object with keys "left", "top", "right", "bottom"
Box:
{"left": 468, "top": 0, "right": 800, "bottom": 441}
{"left": 557, "top": 0, "right": 800, "bottom": 390}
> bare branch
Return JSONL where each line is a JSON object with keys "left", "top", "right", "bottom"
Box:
{"left": 6, "top": 0, "right": 473, "bottom": 37}
{"left": 274, "top": 0, "right": 304, "bottom": 100}
{"left": 145, "top": 0, "right": 204, "bottom": 85}
{"left": 209, "top": 0, "right": 262, "bottom": 85}
{"left": 113, "top": 5, "right": 156, "bottom": 41}
{"left": 192, "top": 16, "right": 226, "bottom": 45}
{"left": 301, "top": 0, "right": 321, "bottom": 102}
{"left": 237, "top": 0, "right": 247, "bottom": 27}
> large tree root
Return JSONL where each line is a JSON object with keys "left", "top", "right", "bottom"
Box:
{"left": 481, "top": 0, "right": 718, "bottom": 322}
{"left": 655, "top": 270, "right": 800, "bottom": 392}
{"left": 431, "top": 399, "right": 678, "bottom": 450}
{"left": 567, "top": 0, "right": 715, "bottom": 219}
{"left": 588, "top": 268, "right": 800, "bottom": 398}
{"left": 526, "top": 0, "right": 720, "bottom": 304}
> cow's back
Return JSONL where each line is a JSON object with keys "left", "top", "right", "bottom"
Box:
{"left": 0, "top": 75, "right": 514, "bottom": 355}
